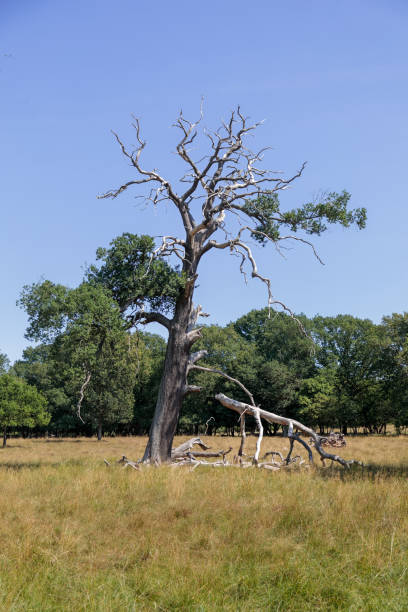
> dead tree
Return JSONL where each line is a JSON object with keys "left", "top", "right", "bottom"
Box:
{"left": 100, "top": 106, "right": 366, "bottom": 464}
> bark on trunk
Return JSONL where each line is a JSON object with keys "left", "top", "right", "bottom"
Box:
{"left": 97, "top": 422, "right": 103, "bottom": 441}
{"left": 3, "top": 429, "right": 6, "bottom": 448}
{"left": 143, "top": 292, "right": 199, "bottom": 464}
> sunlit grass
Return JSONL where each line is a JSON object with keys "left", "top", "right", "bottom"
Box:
{"left": 0, "top": 435, "right": 408, "bottom": 610}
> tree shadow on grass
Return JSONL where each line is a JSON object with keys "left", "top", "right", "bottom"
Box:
{"left": 0, "top": 458, "right": 87, "bottom": 471}
{"left": 318, "top": 462, "right": 408, "bottom": 481}
{"left": 44, "top": 439, "right": 83, "bottom": 443}
{"left": 0, "top": 461, "right": 48, "bottom": 470}
{"left": 0, "top": 445, "right": 25, "bottom": 449}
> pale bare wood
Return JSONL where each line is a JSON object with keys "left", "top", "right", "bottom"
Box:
{"left": 215, "top": 393, "right": 362, "bottom": 469}
{"left": 117, "top": 455, "right": 140, "bottom": 470}
{"left": 253, "top": 408, "right": 264, "bottom": 464}
{"left": 262, "top": 451, "right": 284, "bottom": 462}
{"left": 187, "top": 447, "right": 232, "bottom": 459}
{"left": 238, "top": 412, "right": 247, "bottom": 457}
{"left": 171, "top": 437, "right": 210, "bottom": 458}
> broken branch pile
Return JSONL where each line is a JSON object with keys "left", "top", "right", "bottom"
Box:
{"left": 105, "top": 395, "right": 361, "bottom": 471}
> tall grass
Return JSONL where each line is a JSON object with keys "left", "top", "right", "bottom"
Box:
{"left": 0, "top": 435, "right": 408, "bottom": 610}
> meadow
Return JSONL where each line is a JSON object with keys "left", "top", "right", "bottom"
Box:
{"left": 1, "top": 435, "right": 408, "bottom": 611}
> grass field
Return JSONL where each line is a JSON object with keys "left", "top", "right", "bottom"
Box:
{"left": 1, "top": 435, "right": 408, "bottom": 611}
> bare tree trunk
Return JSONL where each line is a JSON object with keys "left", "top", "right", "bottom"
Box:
{"left": 2, "top": 428, "right": 6, "bottom": 448}
{"left": 143, "top": 288, "right": 201, "bottom": 464}
{"left": 143, "top": 331, "right": 190, "bottom": 462}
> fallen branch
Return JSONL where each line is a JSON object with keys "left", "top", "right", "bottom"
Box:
{"left": 215, "top": 393, "right": 362, "bottom": 469}
{"left": 117, "top": 455, "right": 140, "bottom": 470}
{"left": 171, "top": 437, "right": 210, "bottom": 458}
{"left": 187, "top": 447, "right": 232, "bottom": 459}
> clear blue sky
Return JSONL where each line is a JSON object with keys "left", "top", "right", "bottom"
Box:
{"left": 1, "top": 0, "right": 407, "bottom": 363}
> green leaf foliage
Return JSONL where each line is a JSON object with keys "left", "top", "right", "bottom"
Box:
{"left": 234, "top": 309, "right": 316, "bottom": 378}
{"left": 132, "top": 332, "right": 166, "bottom": 433}
{"left": 87, "top": 233, "right": 185, "bottom": 315}
{"left": 0, "top": 374, "right": 49, "bottom": 432}
{"left": 181, "top": 325, "right": 261, "bottom": 431}
{"left": 12, "top": 345, "right": 74, "bottom": 433}
{"left": 311, "top": 315, "right": 394, "bottom": 432}
{"left": 381, "top": 313, "right": 408, "bottom": 430}
{"left": 243, "top": 191, "right": 366, "bottom": 245}
{"left": 298, "top": 370, "right": 337, "bottom": 430}
{"left": 18, "top": 281, "right": 137, "bottom": 434}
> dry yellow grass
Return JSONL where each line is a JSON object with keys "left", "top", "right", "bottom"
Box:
{"left": 0, "top": 435, "right": 408, "bottom": 611}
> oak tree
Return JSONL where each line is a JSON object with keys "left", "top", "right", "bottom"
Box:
{"left": 99, "top": 107, "right": 366, "bottom": 463}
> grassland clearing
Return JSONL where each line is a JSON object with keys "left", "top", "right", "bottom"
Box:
{"left": 0, "top": 435, "right": 408, "bottom": 611}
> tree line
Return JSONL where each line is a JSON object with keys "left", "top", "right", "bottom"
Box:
{"left": 1, "top": 259, "right": 407, "bottom": 440}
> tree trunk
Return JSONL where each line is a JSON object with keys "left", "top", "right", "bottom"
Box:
{"left": 3, "top": 428, "right": 7, "bottom": 448}
{"left": 143, "top": 290, "right": 199, "bottom": 464}
{"left": 97, "top": 421, "right": 103, "bottom": 441}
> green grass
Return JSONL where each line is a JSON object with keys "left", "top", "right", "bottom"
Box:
{"left": 0, "top": 435, "right": 408, "bottom": 610}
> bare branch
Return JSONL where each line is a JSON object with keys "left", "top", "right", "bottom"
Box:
{"left": 205, "top": 416, "right": 215, "bottom": 435}
{"left": 238, "top": 412, "right": 247, "bottom": 457}
{"left": 76, "top": 370, "right": 91, "bottom": 424}
{"left": 277, "top": 235, "right": 324, "bottom": 265}
{"left": 189, "top": 364, "right": 255, "bottom": 406}
{"left": 98, "top": 107, "right": 307, "bottom": 259}
{"left": 184, "top": 384, "right": 202, "bottom": 395}
{"left": 189, "top": 349, "right": 208, "bottom": 365}
{"left": 216, "top": 393, "right": 362, "bottom": 469}
{"left": 131, "top": 311, "right": 171, "bottom": 331}
{"left": 200, "top": 237, "right": 308, "bottom": 333}
{"left": 98, "top": 119, "right": 195, "bottom": 232}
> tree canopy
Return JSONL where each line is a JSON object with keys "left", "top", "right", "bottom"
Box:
{"left": 11, "top": 298, "right": 408, "bottom": 438}
{"left": 0, "top": 374, "right": 49, "bottom": 446}
{"left": 19, "top": 281, "right": 138, "bottom": 439}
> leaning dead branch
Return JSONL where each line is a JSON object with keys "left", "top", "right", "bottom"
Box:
{"left": 215, "top": 393, "right": 362, "bottom": 469}
{"left": 108, "top": 383, "right": 358, "bottom": 472}
{"left": 187, "top": 363, "right": 258, "bottom": 460}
